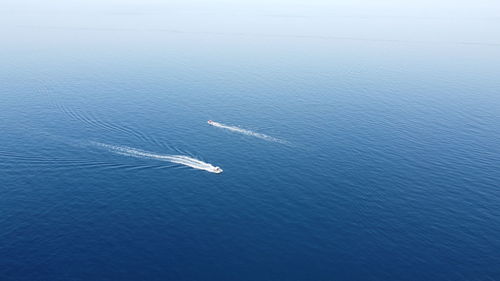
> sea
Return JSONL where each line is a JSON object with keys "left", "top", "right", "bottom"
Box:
{"left": 1, "top": 1, "right": 499, "bottom": 280}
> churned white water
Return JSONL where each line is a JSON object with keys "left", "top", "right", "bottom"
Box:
{"left": 93, "top": 142, "right": 222, "bottom": 173}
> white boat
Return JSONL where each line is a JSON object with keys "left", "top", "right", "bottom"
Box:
{"left": 213, "top": 166, "right": 223, "bottom": 173}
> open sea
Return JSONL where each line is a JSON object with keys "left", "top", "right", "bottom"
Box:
{"left": 1, "top": 1, "right": 499, "bottom": 280}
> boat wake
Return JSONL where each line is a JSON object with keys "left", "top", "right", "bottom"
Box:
{"left": 93, "top": 142, "right": 223, "bottom": 173}
{"left": 38, "top": 83, "right": 172, "bottom": 151}
{"left": 207, "top": 120, "right": 288, "bottom": 144}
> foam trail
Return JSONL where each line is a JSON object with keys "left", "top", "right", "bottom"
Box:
{"left": 93, "top": 142, "right": 222, "bottom": 173}
{"left": 208, "top": 121, "right": 288, "bottom": 144}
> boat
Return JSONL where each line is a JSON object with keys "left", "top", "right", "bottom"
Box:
{"left": 213, "top": 166, "right": 223, "bottom": 173}
{"left": 208, "top": 120, "right": 216, "bottom": 125}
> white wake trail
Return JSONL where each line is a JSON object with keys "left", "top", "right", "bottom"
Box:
{"left": 208, "top": 121, "right": 288, "bottom": 144}
{"left": 93, "top": 142, "right": 222, "bottom": 173}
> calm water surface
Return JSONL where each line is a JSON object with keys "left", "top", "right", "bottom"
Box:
{"left": 1, "top": 1, "right": 500, "bottom": 280}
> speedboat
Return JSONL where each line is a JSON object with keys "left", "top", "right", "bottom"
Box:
{"left": 213, "top": 166, "right": 223, "bottom": 174}
{"left": 208, "top": 120, "right": 216, "bottom": 125}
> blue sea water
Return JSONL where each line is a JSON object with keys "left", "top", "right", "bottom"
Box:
{"left": 1, "top": 1, "right": 500, "bottom": 280}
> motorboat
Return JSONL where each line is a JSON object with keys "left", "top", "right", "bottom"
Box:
{"left": 213, "top": 166, "right": 223, "bottom": 174}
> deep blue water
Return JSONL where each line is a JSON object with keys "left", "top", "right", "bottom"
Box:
{"left": 1, "top": 1, "right": 500, "bottom": 280}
